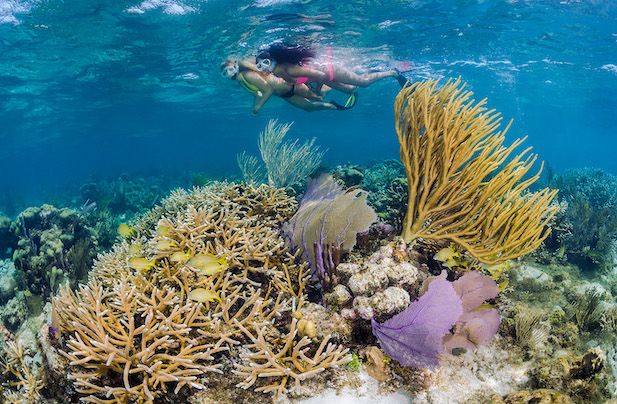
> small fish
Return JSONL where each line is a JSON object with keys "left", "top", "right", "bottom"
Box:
{"left": 156, "top": 224, "right": 173, "bottom": 237}
{"left": 434, "top": 246, "right": 458, "bottom": 262}
{"left": 170, "top": 250, "right": 191, "bottom": 263}
{"left": 128, "top": 257, "right": 156, "bottom": 271}
{"left": 188, "top": 288, "right": 220, "bottom": 303}
{"left": 118, "top": 223, "right": 135, "bottom": 238}
{"left": 186, "top": 253, "right": 229, "bottom": 276}
{"left": 154, "top": 239, "right": 177, "bottom": 251}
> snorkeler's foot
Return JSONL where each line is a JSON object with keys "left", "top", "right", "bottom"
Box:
{"left": 330, "top": 91, "right": 358, "bottom": 111}
{"left": 330, "top": 101, "right": 346, "bottom": 111}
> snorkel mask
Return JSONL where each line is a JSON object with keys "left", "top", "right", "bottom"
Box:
{"left": 256, "top": 55, "right": 275, "bottom": 72}
{"left": 221, "top": 60, "right": 239, "bottom": 79}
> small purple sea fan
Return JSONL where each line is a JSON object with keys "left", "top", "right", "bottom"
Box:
{"left": 371, "top": 277, "right": 463, "bottom": 369}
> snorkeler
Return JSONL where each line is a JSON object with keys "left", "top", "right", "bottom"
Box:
{"left": 255, "top": 43, "right": 406, "bottom": 94}
{"left": 221, "top": 58, "right": 349, "bottom": 114}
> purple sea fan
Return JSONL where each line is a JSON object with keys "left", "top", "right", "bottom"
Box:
{"left": 371, "top": 277, "right": 463, "bottom": 369}
{"left": 443, "top": 272, "right": 500, "bottom": 353}
{"left": 286, "top": 174, "right": 377, "bottom": 289}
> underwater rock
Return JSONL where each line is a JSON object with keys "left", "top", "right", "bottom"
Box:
{"left": 0, "top": 214, "right": 17, "bottom": 258}
{"left": 323, "top": 284, "right": 353, "bottom": 307}
{"left": 12, "top": 204, "right": 96, "bottom": 297}
{"left": 298, "top": 302, "right": 353, "bottom": 343}
{"left": 363, "top": 346, "right": 392, "bottom": 382}
{"left": 341, "top": 245, "right": 423, "bottom": 320}
{"left": 348, "top": 264, "right": 389, "bottom": 296}
{"left": 370, "top": 286, "right": 410, "bottom": 318}
{"left": 331, "top": 164, "right": 364, "bottom": 187}
{"left": 0, "top": 293, "right": 29, "bottom": 331}
{"left": 0, "top": 259, "right": 17, "bottom": 304}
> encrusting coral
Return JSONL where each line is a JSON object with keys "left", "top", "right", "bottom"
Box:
{"left": 395, "top": 79, "right": 558, "bottom": 264}
{"left": 51, "top": 182, "right": 350, "bottom": 402}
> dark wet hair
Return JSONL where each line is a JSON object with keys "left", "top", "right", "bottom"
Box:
{"left": 257, "top": 42, "right": 315, "bottom": 65}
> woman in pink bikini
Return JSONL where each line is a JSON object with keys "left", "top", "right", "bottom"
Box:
{"left": 255, "top": 43, "right": 407, "bottom": 102}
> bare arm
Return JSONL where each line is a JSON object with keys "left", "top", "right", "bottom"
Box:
{"left": 243, "top": 71, "right": 273, "bottom": 114}
{"left": 238, "top": 58, "right": 259, "bottom": 72}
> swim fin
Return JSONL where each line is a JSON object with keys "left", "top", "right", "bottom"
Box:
{"left": 395, "top": 68, "right": 410, "bottom": 88}
{"left": 331, "top": 91, "right": 358, "bottom": 111}
{"left": 343, "top": 91, "right": 358, "bottom": 109}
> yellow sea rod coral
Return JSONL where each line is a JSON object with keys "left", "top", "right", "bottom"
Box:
{"left": 395, "top": 79, "right": 558, "bottom": 264}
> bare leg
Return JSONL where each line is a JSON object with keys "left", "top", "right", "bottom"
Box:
{"left": 331, "top": 67, "right": 398, "bottom": 87}
{"left": 294, "top": 84, "right": 323, "bottom": 101}
{"left": 325, "top": 81, "right": 357, "bottom": 94}
{"left": 284, "top": 96, "right": 337, "bottom": 112}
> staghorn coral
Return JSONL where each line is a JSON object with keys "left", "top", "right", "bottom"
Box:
{"left": 232, "top": 317, "right": 351, "bottom": 397}
{"left": 395, "top": 79, "right": 558, "bottom": 264}
{"left": 51, "top": 183, "right": 350, "bottom": 402}
{"left": 134, "top": 182, "right": 297, "bottom": 235}
{"left": 53, "top": 276, "right": 225, "bottom": 403}
{"left": 237, "top": 119, "right": 325, "bottom": 188}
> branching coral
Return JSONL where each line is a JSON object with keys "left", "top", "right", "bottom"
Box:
{"left": 233, "top": 317, "right": 351, "bottom": 396}
{"left": 52, "top": 183, "right": 324, "bottom": 402}
{"left": 53, "top": 277, "right": 225, "bottom": 403}
{"left": 395, "top": 79, "right": 558, "bottom": 264}
{"left": 0, "top": 339, "right": 45, "bottom": 403}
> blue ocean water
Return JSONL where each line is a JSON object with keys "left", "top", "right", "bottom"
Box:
{"left": 0, "top": 0, "right": 616, "bottom": 204}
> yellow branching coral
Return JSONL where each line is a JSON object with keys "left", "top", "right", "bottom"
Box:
{"left": 233, "top": 318, "right": 351, "bottom": 397}
{"left": 53, "top": 276, "right": 225, "bottom": 403}
{"left": 52, "top": 183, "right": 326, "bottom": 402}
{"left": 396, "top": 79, "right": 558, "bottom": 264}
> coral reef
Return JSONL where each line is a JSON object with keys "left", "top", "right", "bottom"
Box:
{"left": 0, "top": 214, "right": 17, "bottom": 258}
{"left": 362, "top": 161, "right": 407, "bottom": 229}
{"left": 395, "top": 79, "right": 557, "bottom": 264}
{"left": 544, "top": 168, "right": 617, "bottom": 271}
{"left": 237, "top": 119, "right": 324, "bottom": 188}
